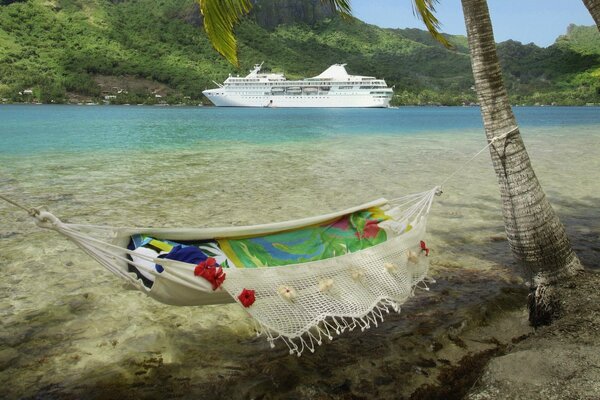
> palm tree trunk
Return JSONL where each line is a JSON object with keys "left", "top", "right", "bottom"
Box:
{"left": 582, "top": 0, "right": 600, "bottom": 30}
{"left": 460, "top": 0, "right": 583, "bottom": 325}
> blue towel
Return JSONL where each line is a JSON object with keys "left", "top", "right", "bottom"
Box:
{"left": 156, "top": 244, "right": 209, "bottom": 272}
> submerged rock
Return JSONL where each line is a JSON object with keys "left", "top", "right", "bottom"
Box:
{"left": 468, "top": 271, "right": 600, "bottom": 400}
{"left": 0, "top": 347, "right": 20, "bottom": 371}
{"left": 469, "top": 345, "right": 600, "bottom": 399}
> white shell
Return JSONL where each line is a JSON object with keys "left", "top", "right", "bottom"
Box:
{"left": 318, "top": 278, "right": 334, "bottom": 292}
{"left": 277, "top": 285, "right": 298, "bottom": 301}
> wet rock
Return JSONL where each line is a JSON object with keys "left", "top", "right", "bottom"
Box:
{"left": 238, "top": 376, "right": 273, "bottom": 400}
{"left": 415, "top": 357, "right": 437, "bottom": 368}
{"left": 121, "top": 330, "right": 167, "bottom": 353}
{"left": 468, "top": 345, "right": 600, "bottom": 400}
{"left": 429, "top": 341, "right": 443, "bottom": 352}
{"left": 412, "top": 348, "right": 502, "bottom": 400}
{"left": 373, "top": 375, "right": 393, "bottom": 385}
{"left": 0, "top": 231, "right": 18, "bottom": 239}
{"left": 3, "top": 328, "right": 35, "bottom": 347}
{"left": 68, "top": 299, "right": 87, "bottom": 312}
{"left": 328, "top": 378, "right": 351, "bottom": 394}
{"left": 468, "top": 271, "right": 600, "bottom": 400}
{"left": 0, "top": 347, "right": 20, "bottom": 370}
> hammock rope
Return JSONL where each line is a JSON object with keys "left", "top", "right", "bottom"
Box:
{"left": 0, "top": 193, "right": 39, "bottom": 217}
{"left": 438, "top": 125, "right": 519, "bottom": 189}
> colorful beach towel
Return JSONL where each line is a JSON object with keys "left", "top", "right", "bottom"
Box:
{"left": 130, "top": 207, "right": 392, "bottom": 269}
{"left": 217, "top": 207, "right": 390, "bottom": 267}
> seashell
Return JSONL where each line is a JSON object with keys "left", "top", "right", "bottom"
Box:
{"left": 318, "top": 278, "right": 334, "bottom": 293}
{"left": 384, "top": 262, "right": 398, "bottom": 273}
{"left": 407, "top": 250, "right": 419, "bottom": 264}
{"left": 277, "top": 285, "right": 297, "bottom": 301}
{"left": 351, "top": 268, "right": 365, "bottom": 281}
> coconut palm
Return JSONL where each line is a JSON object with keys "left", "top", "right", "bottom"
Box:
{"left": 459, "top": 0, "right": 582, "bottom": 325}
{"left": 582, "top": 0, "right": 600, "bottom": 29}
{"left": 199, "top": 0, "right": 583, "bottom": 323}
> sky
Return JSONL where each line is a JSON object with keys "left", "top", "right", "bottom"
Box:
{"left": 351, "top": 0, "right": 596, "bottom": 48}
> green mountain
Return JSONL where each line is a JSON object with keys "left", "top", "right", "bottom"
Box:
{"left": 555, "top": 23, "right": 600, "bottom": 55}
{"left": 0, "top": 0, "right": 598, "bottom": 105}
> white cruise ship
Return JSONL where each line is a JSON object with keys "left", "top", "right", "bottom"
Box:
{"left": 202, "top": 63, "right": 393, "bottom": 108}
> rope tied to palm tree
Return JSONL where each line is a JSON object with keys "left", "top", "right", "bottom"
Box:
{"left": 437, "top": 125, "right": 519, "bottom": 189}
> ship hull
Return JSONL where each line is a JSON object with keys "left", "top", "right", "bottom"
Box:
{"left": 203, "top": 92, "right": 391, "bottom": 108}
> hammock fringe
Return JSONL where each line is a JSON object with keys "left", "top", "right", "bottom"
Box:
{"left": 256, "top": 297, "right": 412, "bottom": 356}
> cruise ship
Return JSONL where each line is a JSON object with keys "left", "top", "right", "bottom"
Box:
{"left": 202, "top": 63, "right": 393, "bottom": 108}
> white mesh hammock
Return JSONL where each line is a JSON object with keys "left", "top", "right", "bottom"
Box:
{"left": 18, "top": 187, "right": 439, "bottom": 355}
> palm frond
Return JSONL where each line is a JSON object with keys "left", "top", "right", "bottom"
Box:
{"left": 412, "top": 0, "right": 451, "bottom": 48}
{"left": 200, "top": 0, "right": 354, "bottom": 66}
{"left": 199, "top": 0, "right": 253, "bottom": 67}
{"left": 321, "top": 0, "right": 352, "bottom": 19}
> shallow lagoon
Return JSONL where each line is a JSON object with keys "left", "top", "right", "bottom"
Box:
{"left": 1, "top": 106, "right": 599, "bottom": 398}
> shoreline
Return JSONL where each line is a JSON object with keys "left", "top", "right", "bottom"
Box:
{"left": 1, "top": 102, "right": 600, "bottom": 108}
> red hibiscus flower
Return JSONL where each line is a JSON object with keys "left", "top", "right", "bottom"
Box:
{"left": 194, "top": 257, "right": 226, "bottom": 290}
{"left": 332, "top": 216, "right": 350, "bottom": 230}
{"left": 356, "top": 220, "right": 380, "bottom": 239}
{"left": 363, "top": 220, "right": 380, "bottom": 238}
{"left": 238, "top": 288, "right": 256, "bottom": 308}
{"left": 420, "top": 240, "right": 430, "bottom": 256}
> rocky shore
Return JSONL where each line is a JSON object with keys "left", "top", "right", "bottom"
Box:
{"left": 467, "top": 270, "right": 600, "bottom": 400}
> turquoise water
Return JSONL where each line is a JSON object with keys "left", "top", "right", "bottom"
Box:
{"left": 1, "top": 105, "right": 599, "bottom": 398}
{"left": 1, "top": 105, "right": 599, "bottom": 153}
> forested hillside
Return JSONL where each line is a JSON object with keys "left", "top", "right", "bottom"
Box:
{"left": 0, "top": 0, "right": 598, "bottom": 105}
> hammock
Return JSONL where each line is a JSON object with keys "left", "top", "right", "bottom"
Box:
{"left": 3, "top": 128, "right": 518, "bottom": 355}
{"left": 17, "top": 187, "right": 438, "bottom": 355}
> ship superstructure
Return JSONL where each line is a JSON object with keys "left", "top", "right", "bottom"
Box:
{"left": 203, "top": 63, "right": 393, "bottom": 108}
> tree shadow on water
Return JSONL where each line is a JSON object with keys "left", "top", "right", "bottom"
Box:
{"left": 433, "top": 192, "right": 600, "bottom": 271}
{"left": 550, "top": 194, "right": 600, "bottom": 270}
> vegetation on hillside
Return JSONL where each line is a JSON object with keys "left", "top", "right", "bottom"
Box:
{"left": 0, "top": 0, "right": 598, "bottom": 105}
